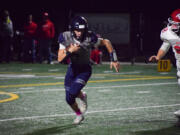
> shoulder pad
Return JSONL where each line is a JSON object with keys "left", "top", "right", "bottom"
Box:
{"left": 160, "top": 27, "right": 169, "bottom": 41}
{"left": 87, "top": 31, "right": 98, "bottom": 43}
{"left": 58, "top": 33, "right": 64, "bottom": 43}
{"left": 58, "top": 31, "right": 71, "bottom": 43}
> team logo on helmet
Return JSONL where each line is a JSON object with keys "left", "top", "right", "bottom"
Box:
{"left": 171, "top": 9, "right": 180, "bottom": 23}
{"left": 176, "top": 14, "right": 180, "bottom": 20}
{"left": 69, "top": 16, "right": 88, "bottom": 31}
{"left": 167, "top": 9, "right": 180, "bottom": 33}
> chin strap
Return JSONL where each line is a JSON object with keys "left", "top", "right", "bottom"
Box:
{"left": 176, "top": 30, "right": 180, "bottom": 36}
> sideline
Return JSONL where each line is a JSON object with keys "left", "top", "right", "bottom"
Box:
{"left": 12, "top": 82, "right": 177, "bottom": 94}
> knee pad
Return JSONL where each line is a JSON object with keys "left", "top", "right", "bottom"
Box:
{"left": 65, "top": 91, "right": 75, "bottom": 105}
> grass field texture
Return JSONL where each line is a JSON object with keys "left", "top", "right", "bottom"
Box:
{"left": 0, "top": 62, "right": 180, "bottom": 135}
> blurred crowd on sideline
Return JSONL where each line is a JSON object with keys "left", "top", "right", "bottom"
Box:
{"left": 0, "top": 9, "right": 102, "bottom": 65}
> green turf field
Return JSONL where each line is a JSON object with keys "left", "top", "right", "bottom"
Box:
{"left": 0, "top": 62, "right": 180, "bottom": 135}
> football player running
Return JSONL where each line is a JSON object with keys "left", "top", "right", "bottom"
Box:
{"left": 58, "top": 16, "right": 120, "bottom": 124}
{"left": 149, "top": 9, "right": 180, "bottom": 126}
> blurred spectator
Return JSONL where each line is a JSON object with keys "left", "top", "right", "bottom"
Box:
{"left": 90, "top": 46, "right": 103, "bottom": 65}
{"left": 0, "top": 10, "right": 14, "bottom": 63}
{"left": 22, "top": 14, "right": 37, "bottom": 63}
{"left": 36, "top": 12, "right": 55, "bottom": 64}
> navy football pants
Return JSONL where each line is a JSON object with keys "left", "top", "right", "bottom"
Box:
{"left": 64, "top": 64, "right": 92, "bottom": 105}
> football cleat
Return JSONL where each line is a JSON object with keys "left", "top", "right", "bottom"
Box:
{"left": 174, "top": 110, "right": 180, "bottom": 118}
{"left": 73, "top": 115, "right": 84, "bottom": 124}
{"left": 80, "top": 92, "right": 87, "bottom": 114}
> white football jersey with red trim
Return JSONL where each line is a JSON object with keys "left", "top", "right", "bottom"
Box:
{"left": 160, "top": 25, "right": 180, "bottom": 60}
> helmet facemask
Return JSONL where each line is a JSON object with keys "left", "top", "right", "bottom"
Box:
{"left": 168, "top": 9, "right": 180, "bottom": 34}
{"left": 168, "top": 17, "right": 180, "bottom": 33}
{"left": 73, "top": 29, "right": 85, "bottom": 41}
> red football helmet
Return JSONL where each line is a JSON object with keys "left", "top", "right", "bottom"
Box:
{"left": 171, "top": 9, "right": 180, "bottom": 23}
{"left": 168, "top": 9, "right": 180, "bottom": 32}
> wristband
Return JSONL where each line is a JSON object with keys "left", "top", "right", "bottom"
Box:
{"left": 110, "top": 50, "right": 118, "bottom": 62}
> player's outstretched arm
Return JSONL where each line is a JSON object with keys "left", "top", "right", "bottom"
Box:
{"left": 149, "top": 49, "right": 166, "bottom": 62}
{"left": 100, "top": 39, "right": 120, "bottom": 72}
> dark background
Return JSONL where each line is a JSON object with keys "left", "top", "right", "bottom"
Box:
{"left": 0, "top": 0, "right": 179, "bottom": 63}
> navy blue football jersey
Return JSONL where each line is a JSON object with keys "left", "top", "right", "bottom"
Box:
{"left": 58, "top": 31, "right": 99, "bottom": 65}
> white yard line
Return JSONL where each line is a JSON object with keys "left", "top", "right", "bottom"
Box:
{"left": 12, "top": 82, "right": 177, "bottom": 94}
{"left": 19, "top": 87, "right": 35, "bottom": 90}
{"left": 22, "top": 69, "right": 32, "bottom": 71}
{"left": 0, "top": 103, "right": 179, "bottom": 122}
{"left": 0, "top": 74, "right": 63, "bottom": 79}
{"left": 48, "top": 69, "right": 59, "bottom": 72}
{"left": 137, "top": 91, "right": 150, "bottom": 94}
{"left": 98, "top": 89, "right": 112, "bottom": 93}
{"left": 87, "top": 82, "right": 177, "bottom": 89}
{"left": 0, "top": 74, "right": 36, "bottom": 78}
{"left": 111, "top": 71, "right": 141, "bottom": 75}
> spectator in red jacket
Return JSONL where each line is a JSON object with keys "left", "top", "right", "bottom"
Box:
{"left": 22, "top": 14, "right": 37, "bottom": 63}
{"left": 36, "top": 12, "right": 55, "bottom": 64}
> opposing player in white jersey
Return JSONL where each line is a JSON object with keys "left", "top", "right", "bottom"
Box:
{"left": 149, "top": 9, "right": 180, "bottom": 126}
{"left": 58, "top": 16, "right": 120, "bottom": 124}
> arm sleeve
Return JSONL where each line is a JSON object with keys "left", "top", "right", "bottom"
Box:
{"left": 160, "top": 41, "right": 171, "bottom": 53}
